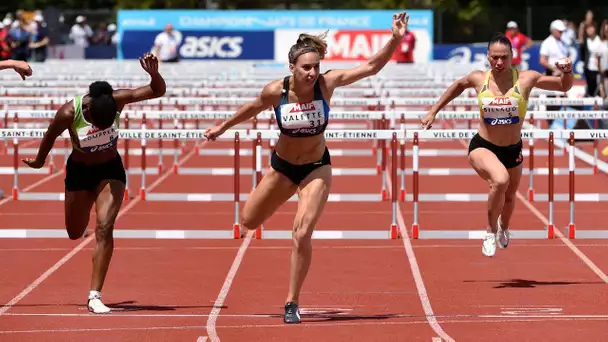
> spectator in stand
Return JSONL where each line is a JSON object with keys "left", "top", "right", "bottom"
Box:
{"left": 597, "top": 20, "right": 608, "bottom": 99}
{"left": 505, "top": 21, "right": 533, "bottom": 70}
{"left": 393, "top": 27, "right": 415, "bottom": 63}
{"left": 0, "top": 19, "right": 12, "bottom": 61}
{"left": 561, "top": 19, "right": 577, "bottom": 47}
{"left": 581, "top": 23, "right": 602, "bottom": 97}
{"left": 8, "top": 16, "right": 32, "bottom": 61}
{"left": 539, "top": 20, "right": 569, "bottom": 125}
{"left": 578, "top": 10, "right": 595, "bottom": 43}
{"left": 69, "top": 15, "right": 93, "bottom": 47}
{"left": 108, "top": 24, "right": 118, "bottom": 45}
{"left": 152, "top": 23, "right": 181, "bottom": 63}
{"left": 30, "top": 14, "right": 49, "bottom": 62}
{"left": 92, "top": 22, "right": 112, "bottom": 45}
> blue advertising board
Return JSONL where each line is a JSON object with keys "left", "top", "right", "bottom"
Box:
{"left": 433, "top": 43, "right": 585, "bottom": 78}
{"left": 120, "top": 30, "right": 274, "bottom": 60}
{"left": 116, "top": 10, "right": 434, "bottom": 61}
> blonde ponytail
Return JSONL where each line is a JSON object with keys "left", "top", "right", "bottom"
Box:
{"left": 288, "top": 31, "right": 329, "bottom": 63}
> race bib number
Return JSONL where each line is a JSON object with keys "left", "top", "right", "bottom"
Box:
{"left": 481, "top": 97, "right": 520, "bottom": 126}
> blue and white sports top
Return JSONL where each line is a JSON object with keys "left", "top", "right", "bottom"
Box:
{"left": 274, "top": 76, "right": 330, "bottom": 137}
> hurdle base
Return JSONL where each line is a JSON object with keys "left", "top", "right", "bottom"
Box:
{"left": 563, "top": 229, "right": 608, "bottom": 239}
{"left": 390, "top": 224, "right": 400, "bottom": 239}
{"left": 233, "top": 223, "right": 241, "bottom": 239}
{"left": 255, "top": 226, "right": 262, "bottom": 239}
{"left": 566, "top": 224, "right": 576, "bottom": 239}
{"left": 547, "top": 224, "right": 555, "bottom": 239}
{"left": 412, "top": 224, "right": 419, "bottom": 239}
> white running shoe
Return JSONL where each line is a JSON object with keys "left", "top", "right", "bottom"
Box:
{"left": 497, "top": 215, "right": 510, "bottom": 249}
{"left": 88, "top": 291, "right": 111, "bottom": 314}
{"left": 482, "top": 232, "right": 497, "bottom": 257}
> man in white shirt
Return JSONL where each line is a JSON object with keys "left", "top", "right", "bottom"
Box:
{"left": 69, "top": 16, "right": 93, "bottom": 47}
{"left": 539, "top": 20, "right": 569, "bottom": 76}
{"left": 152, "top": 24, "right": 182, "bottom": 63}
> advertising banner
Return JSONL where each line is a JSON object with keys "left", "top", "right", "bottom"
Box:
{"left": 116, "top": 10, "right": 434, "bottom": 62}
{"left": 120, "top": 30, "right": 274, "bottom": 60}
{"left": 432, "top": 43, "right": 585, "bottom": 77}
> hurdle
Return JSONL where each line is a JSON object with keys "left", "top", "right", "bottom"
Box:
{"left": 0, "top": 128, "right": 404, "bottom": 240}
{"left": 405, "top": 128, "right": 608, "bottom": 240}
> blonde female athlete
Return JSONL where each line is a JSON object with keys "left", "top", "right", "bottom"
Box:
{"left": 421, "top": 33, "right": 573, "bottom": 257}
{"left": 205, "top": 12, "right": 409, "bottom": 324}
{"left": 22, "top": 53, "right": 166, "bottom": 313}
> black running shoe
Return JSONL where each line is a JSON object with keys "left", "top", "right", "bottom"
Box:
{"left": 284, "top": 301, "right": 301, "bottom": 324}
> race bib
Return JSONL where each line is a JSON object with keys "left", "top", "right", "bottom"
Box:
{"left": 481, "top": 97, "right": 520, "bottom": 126}
{"left": 280, "top": 100, "right": 326, "bottom": 129}
{"left": 78, "top": 125, "right": 119, "bottom": 152}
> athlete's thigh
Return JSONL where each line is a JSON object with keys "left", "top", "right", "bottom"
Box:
{"left": 293, "top": 165, "right": 332, "bottom": 236}
{"left": 94, "top": 179, "right": 126, "bottom": 229}
{"left": 242, "top": 167, "right": 298, "bottom": 229}
{"left": 64, "top": 189, "right": 96, "bottom": 238}
{"left": 468, "top": 147, "right": 509, "bottom": 184}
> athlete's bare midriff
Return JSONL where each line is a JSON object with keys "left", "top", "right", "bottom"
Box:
{"left": 477, "top": 121, "right": 524, "bottom": 147}
{"left": 274, "top": 134, "right": 326, "bottom": 165}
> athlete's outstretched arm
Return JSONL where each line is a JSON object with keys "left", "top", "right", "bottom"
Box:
{"left": 421, "top": 70, "right": 483, "bottom": 129}
{"left": 204, "top": 81, "right": 280, "bottom": 140}
{"left": 529, "top": 58, "right": 574, "bottom": 92}
{"left": 324, "top": 12, "right": 408, "bottom": 90}
{"left": 22, "top": 103, "right": 73, "bottom": 169}
{"left": 113, "top": 53, "right": 166, "bottom": 107}
{"left": 0, "top": 59, "right": 32, "bottom": 80}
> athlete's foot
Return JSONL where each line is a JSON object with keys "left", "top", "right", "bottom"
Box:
{"left": 284, "top": 301, "right": 301, "bottom": 324}
{"left": 88, "top": 291, "right": 111, "bottom": 314}
{"left": 497, "top": 215, "right": 510, "bottom": 249}
{"left": 482, "top": 232, "right": 497, "bottom": 257}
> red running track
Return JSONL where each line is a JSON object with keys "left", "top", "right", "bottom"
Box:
{"left": 0, "top": 126, "right": 607, "bottom": 341}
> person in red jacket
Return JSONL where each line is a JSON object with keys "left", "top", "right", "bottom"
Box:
{"left": 505, "top": 21, "right": 533, "bottom": 69}
{"left": 393, "top": 28, "right": 416, "bottom": 63}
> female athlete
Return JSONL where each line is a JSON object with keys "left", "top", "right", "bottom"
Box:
{"left": 22, "top": 53, "right": 166, "bottom": 313}
{"left": 421, "top": 33, "right": 573, "bottom": 257}
{"left": 0, "top": 59, "right": 32, "bottom": 79}
{"left": 205, "top": 12, "right": 409, "bottom": 324}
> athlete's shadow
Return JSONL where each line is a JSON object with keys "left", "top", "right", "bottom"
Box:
{"left": 107, "top": 300, "right": 224, "bottom": 312}
{"left": 262, "top": 310, "right": 403, "bottom": 323}
{"left": 463, "top": 278, "right": 603, "bottom": 288}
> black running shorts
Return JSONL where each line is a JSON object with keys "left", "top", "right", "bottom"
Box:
{"left": 64, "top": 153, "right": 127, "bottom": 192}
{"left": 468, "top": 133, "right": 523, "bottom": 169}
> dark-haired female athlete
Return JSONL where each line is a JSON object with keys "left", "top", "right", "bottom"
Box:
{"left": 205, "top": 12, "right": 409, "bottom": 324}
{"left": 23, "top": 53, "right": 166, "bottom": 313}
{"left": 421, "top": 33, "right": 573, "bottom": 257}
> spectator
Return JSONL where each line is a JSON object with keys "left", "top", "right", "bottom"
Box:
{"left": 69, "top": 15, "right": 93, "bottom": 47}
{"left": 581, "top": 23, "right": 602, "bottom": 97}
{"left": 393, "top": 28, "right": 415, "bottom": 63}
{"left": 598, "top": 20, "right": 608, "bottom": 99}
{"left": 92, "top": 22, "right": 112, "bottom": 45}
{"left": 30, "top": 14, "right": 49, "bottom": 62}
{"left": 505, "top": 21, "right": 533, "bottom": 70}
{"left": 8, "top": 17, "right": 32, "bottom": 61}
{"left": 152, "top": 23, "right": 181, "bottom": 63}
{"left": 578, "top": 10, "right": 595, "bottom": 43}
{"left": 562, "top": 19, "right": 577, "bottom": 47}
{"left": 539, "top": 20, "right": 569, "bottom": 126}
{"left": 108, "top": 24, "right": 118, "bottom": 45}
{"left": 0, "top": 19, "right": 11, "bottom": 61}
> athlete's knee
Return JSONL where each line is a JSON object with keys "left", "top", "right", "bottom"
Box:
{"left": 490, "top": 172, "right": 510, "bottom": 192}
{"left": 292, "top": 214, "right": 315, "bottom": 244}
{"left": 95, "top": 220, "right": 114, "bottom": 242}
{"left": 241, "top": 211, "right": 261, "bottom": 231}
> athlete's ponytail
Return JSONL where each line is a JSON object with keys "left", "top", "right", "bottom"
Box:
{"left": 88, "top": 81, "right": 118, "bottom": 130}
{"left": 288, "top": 31, "right": 329, "bottom": 64}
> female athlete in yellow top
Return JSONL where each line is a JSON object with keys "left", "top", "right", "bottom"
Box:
{"left": 421, "top": 33, "right": 573, "bottom": 257}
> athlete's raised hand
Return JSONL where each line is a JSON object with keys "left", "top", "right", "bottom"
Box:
{"left": 555, "top": 57, "right": 573, "bottom": 74}
{"left": 391, "top": 11, "right": 409, "bottom": 39}
{"left": 139, "top": 53, "right": 159, "bottom": 75}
